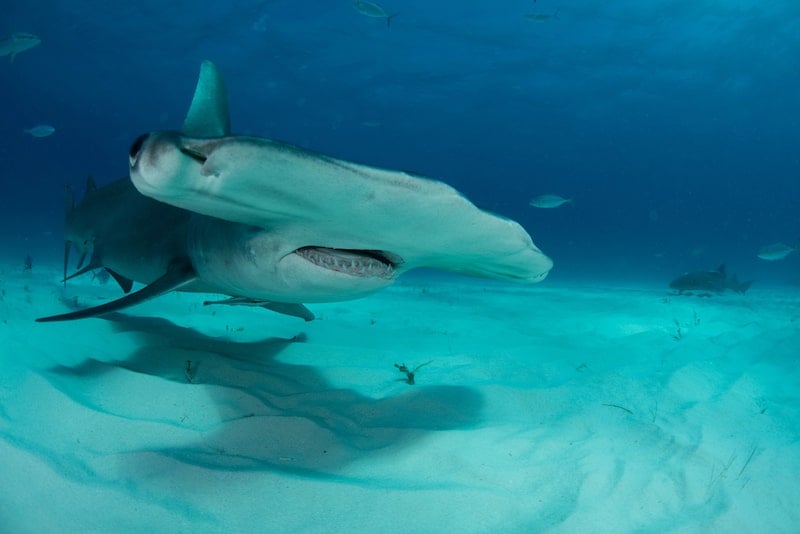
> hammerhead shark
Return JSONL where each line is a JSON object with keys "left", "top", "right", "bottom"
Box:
{"left": 38, "top": 61, "right": 552, "bottom": 322}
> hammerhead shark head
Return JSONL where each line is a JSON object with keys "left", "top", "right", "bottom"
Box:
{"left": 38, "top": 61, "right": 552, "bottom": 322}
{"left": 130, "top": 62, "right": 553, "bottom": 296}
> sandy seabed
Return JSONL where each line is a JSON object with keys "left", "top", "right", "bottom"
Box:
{"left": 1, "top": 261, "right": 798, "bottom": 533}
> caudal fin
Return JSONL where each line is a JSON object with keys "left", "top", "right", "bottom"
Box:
{"left": 729, "top": 273, "right": 753, "bottom": 294}
{"left": 736, "top": 280, "right": 754, "bottom": 294}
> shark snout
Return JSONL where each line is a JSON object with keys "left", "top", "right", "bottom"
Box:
{"left": 129, "top": 131, "right": 182, "bottom": 170}
{"left": 128, "top": 133, "right": 150, "bottom": 170}
{"left": 129, "top": 131, "right": 199, "bottom": 200}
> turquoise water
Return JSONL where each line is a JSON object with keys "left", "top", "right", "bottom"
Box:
{"left": 2, "top": 1, "right": 799, "bottom": 531}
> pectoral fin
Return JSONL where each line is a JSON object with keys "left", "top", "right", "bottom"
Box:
{"left": 106, "top": 269, "right": 134, "bottom": 293}
{"left": 203, "top": 297, "right": 315, "bottom": 321}
{"left": 37, "top": 259, "right": 197, "bottom": 322}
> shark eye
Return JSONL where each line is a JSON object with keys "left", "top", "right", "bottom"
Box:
{"left": 129, "top": 134, "right": 149, "bottom": 167}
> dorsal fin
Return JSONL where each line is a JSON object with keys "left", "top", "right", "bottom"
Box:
{"left": 181, "top": 60, "right": 231, "bottom": 137}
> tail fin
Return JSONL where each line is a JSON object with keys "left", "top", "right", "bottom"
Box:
{"left": 730, "top": 274, "right": 753, "bottom": 294}
{"left": 736, "top": 280, "right": 754, "bottom": 294}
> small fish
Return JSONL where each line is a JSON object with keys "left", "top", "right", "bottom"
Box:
{"left": 526, "top": 10, "right": 559, "bottom": 22}
{"left": 24, "top": 124, "right": 55, "bottom": 138}
{"left": 0, "top": 32, "right": 41, "bottom": 62}
{"left": 353, "top": 1, "right": 397, "bottom": 26}
{"left": 529, "top": 194, "right": 573, "bottom": 209}
{"left": 757, "top": 242, "right": 797, "bottom": 261}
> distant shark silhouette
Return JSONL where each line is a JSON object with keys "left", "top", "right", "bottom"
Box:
{"left": 669, "top": 264, "right": 753, "bottom": 295}
{"left": 38, "top": 61, "right": 552, "bottom": 322}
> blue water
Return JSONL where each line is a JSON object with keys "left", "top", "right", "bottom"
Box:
{"left": 2, "top": 1, "right": 799, "bottom": 285}
{"left": 3, "top": 4, "right": 800, "bottom": 531}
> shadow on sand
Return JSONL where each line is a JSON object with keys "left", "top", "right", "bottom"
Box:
{"left": 45, "top": 313, "right": 483, "bottom": 478}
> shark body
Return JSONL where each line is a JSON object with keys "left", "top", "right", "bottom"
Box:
{"left": 0, "top": 33, "right": 41, "bottom": 61}
{"left": 38, "top": 178, "right": 314, "bottom": 322}
{"left": 39, "top": 60, "right": 552, "bottom": 322}
{"left": 669, "top": 264, "right": 753, "bottom": 295}
{"left": 130, "top": 62, "right": 552, "bottom": 295}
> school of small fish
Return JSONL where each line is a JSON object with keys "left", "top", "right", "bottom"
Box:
{"left": 3, "top": 33, "right": 56, "bottom": 139}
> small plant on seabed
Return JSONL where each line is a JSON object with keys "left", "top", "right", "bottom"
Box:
{"left": 707, "top": 443, "right": 759, "bottom": 498}
{"left": 394, "top": 361, "right": 432, "bottom": 385}
{"left": 671, "top": 318, "right": 683, "bottom": 341}
{"left": 184, "top": 359, "right": 197, "bottom": 383}
{"left": 670, "top": 310, "right": 701, "bottom": 341}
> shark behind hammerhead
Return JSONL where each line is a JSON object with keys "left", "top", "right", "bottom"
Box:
{"left": 38, "top": 177, "right": 315, "bottom": 322}
{"left": 39, "top": 61, "right": 552, "bottom": 322}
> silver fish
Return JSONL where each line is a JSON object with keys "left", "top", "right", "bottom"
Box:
{"left": 757, "top": 242, "right": 797, "bottom": 261}
{"left": 529, "top": 194, "right": 572, "bottom": 209}
{"left": 526, "top": 11, "right": 559, "bottom": 22}
{"left": 353, "top": 1, "right": 397, "bottom": 26}
{"left": 24, "top": 124, "right": 55, "bottom": 138}
{"left": 0, "top": 32, "right": 41, "bottom": 62}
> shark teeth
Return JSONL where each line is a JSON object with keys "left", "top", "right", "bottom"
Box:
{"left": 295, "top": 247, "right": 394, "bottom": 279}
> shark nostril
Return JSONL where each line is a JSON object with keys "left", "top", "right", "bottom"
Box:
{"left": 179, "top": 146, "right": 208, "bottom": 164}
{"left": 129, "top": 133, "right": 149, "bottom": 167}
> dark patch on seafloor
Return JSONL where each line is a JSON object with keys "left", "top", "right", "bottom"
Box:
{"left": 44, "top": 313, "right": 483, "bottom": 480}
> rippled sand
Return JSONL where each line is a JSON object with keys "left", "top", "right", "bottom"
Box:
{"left": 2, "top": 263, "right": 798, "bottom": 532}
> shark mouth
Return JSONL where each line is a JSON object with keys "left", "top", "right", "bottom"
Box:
{"left": 295, "top": 247, "right": 398, "bottom": 279}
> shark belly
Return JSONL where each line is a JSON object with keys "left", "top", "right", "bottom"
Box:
{"left": 187, "top": 215, "right": 396, "bottom": 303}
